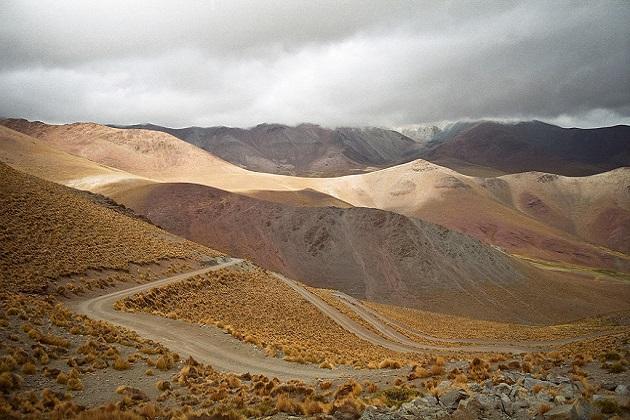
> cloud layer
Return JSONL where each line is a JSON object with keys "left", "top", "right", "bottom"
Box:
{"left": 1, "top": 0, "right": 629, "bottom": 127}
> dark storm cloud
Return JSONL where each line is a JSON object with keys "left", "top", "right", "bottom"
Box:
{"left": 1, "top": 0, "right": 629, "bottom": 127}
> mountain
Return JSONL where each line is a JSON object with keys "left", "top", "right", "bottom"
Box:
{"left": 2, "top": 119, "right": 627, "bottom": 274}
{"left": 109, "top": 181, "right": 630, "bottom": 324}
{"left": 118, "top": 122, "right": 424, "bottom": 176}
{"left": 420, "top": 120, "right": 630, "bottom": 176}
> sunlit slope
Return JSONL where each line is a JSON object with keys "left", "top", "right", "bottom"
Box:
{"left": 3, "top": 119, "right": 628, "bottom": 272}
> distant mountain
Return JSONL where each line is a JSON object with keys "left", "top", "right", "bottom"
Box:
{"left": 118, "top": 123, "right": 423, "bottom": 176}
{"left": 419, "top": 120, "right": 630, "bottom": 176}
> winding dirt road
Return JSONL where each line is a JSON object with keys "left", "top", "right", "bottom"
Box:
{"left": 72, "top": 258, "right": 392, "bottom": 381}
{"left": 329, "top": 291, "right": 618, "bottom": 349}
{"left": 73, "top": 258, "right": 614, "bottom": 382}
{"left": 273, "top": 273, "right": 533, "bottom": 354}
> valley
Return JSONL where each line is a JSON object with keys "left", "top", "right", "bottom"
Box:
{"left": 1, "top": 118, "right": 629, "bottom": 418}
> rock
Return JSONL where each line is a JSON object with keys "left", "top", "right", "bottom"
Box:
{"left": 436, "top": 380, "right": 452, "bottom": 392}
{"left": 467, "top": 382, "right": 482, "bottom": 393}
{"left": 616, "top": 384, "right": 628, "bottom": 396}
{"left": 417, "top": 396, "right": 438, "bottom": 406}
{"left": 509, "top": 386, "right": 518, "bottom": 400}
{"left": 523, "top": 377, "right": 550, "bottom": 390}
{"left": 543, "top": 404, "right": 574, "bottom": 419}
{"left": 558, "top": 384, "right": 574, "bottom": 399}
{"left": 439, "top": 389, "right": 469, "bottom": 411}
{"left": 514, "top": 399, "right": 530, "bottom": 409}
{"left": 499, "top": 393, "right": 513, "bottom": 415}
{"left": 495, "top": 382, "right": 512, "bottom": 395}
{"left": 451, "top": 397, "right": 483, "bottom": 419}
{"left": 554, "top": 395, "right": 566, "bottom": 404}
{"left": 360, "top": 406, "right": 405, "bottom": 420}
{"left": 542, "top": 399, "right": 593, "bottom": 420}
{"left": 601, "top": 381, "right": 617, "bottom": 391}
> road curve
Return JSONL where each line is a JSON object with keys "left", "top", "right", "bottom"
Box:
{"left": 272, "top": 273, "right": 531, "bottom": 354}
{"left": 331, "top": 291, "right": 618, "bottom": 348}
{"left": 72, "top": 258, "right": 393, "bottom": 382}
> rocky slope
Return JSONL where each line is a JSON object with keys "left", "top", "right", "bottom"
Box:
{"left": 3, "top": 119, "right": 628, "bottom": 272}
{"left": 119, "top": 122, "right": 423, "bottom": 176}
{"left": 110, "top": 181, "right": 630, "bottom": 324}
{"left": 419, "top": 120, "right": 630, "bottom": 177}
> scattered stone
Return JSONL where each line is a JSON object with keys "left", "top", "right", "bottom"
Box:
{"left": 615, "top": 384, "right": 628, "bottom": 396}
{"left": 495, "top": 382, "right": 512, "bottom": 395}
{"left": 499, "top": 393, "right": 512, "bottom": 415}
{"left": 543, "top": 398, "right": 593, "bottom": 420}
{"left": 524, "top": 377, "right": 550, "bottom": 390}
{"left": 439, "top": 389, "right": 469, "bottom": 411}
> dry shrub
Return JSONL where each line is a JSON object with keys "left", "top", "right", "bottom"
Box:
{"left": 56, "top": 372, "right": 69, "bottom": 385}
{"left": 275, "top": 393, "right": 303, "bottom": 415}
{"left": 156, "top": 354, "right": 173, "bottom": 371}
{"left": 454, "top": 373, "right": 467, "bottom": 384}
{"left": 0, "top": 355, "right": 17, "bottom": 373}
{"left": 430, "top": 365, "right": 444, "bottom": 376}
{"left": 378, "top": 359, "right": 402, "bottom": 369}
{"left": 113, "top": 356, "right": 130, "bottom": 371}
{"left": 319, "top": 360, "right": 335, "bottom": 369}
{"left": 319, "top": 380, "right": 332, "bottom": 390}
{"left": 22, "top": 362, "right": 36, "bottom": 375}
{"left": 0, "top": 372, "right": 22, "bottom": 392}
{"left": 156, "top": 380, "right": 171, "bottom": 391}
{"left": 67, "top": 377, "right": 84, "bottom": 391}
{"left": 538, "top": 403, "right": 552, "bottom": 415}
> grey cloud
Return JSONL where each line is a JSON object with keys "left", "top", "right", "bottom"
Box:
{"left": 0, "top": 0, "right": 629, "bottom": 128}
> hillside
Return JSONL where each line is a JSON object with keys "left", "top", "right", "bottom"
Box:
{"left": 119, "top": 122, "right": 423, "bottom": 176}
{"left": 0, "top": 162, "right": 217, "bottom": 293}
{"left": 2, "top": 119, "right": 628, "bottom": 273}
{"left": 110, "top": 181, "right": 630, "bottom": 324}
{"left": 326, "top": 160, "right": 630, "bottom": 270}
{"left": 420, "top": 120, "right": 630, "bottom": 176}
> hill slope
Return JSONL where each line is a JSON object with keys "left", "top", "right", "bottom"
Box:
{"left": 420, "top": 120, "right": 630, "bottom": 176}
{"left": 3, "top": 119, "right": 627, "bottom": 272}
{"left": 0, "top": 162, "right": 216, "bottom": 293}
{"left": 120, "top": 122, "right": 423, "bottom": 176}
{"left": 110, "top": 181, "right": 630, "bottom": 324}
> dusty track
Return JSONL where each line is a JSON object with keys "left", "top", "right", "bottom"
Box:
{"left": 73, "top": 259, "right": 615, "bottom": 382}
{"left": 72, "top": 258, "right": 394, "bottom": 381}
{"left": 330, "top": 291, "right": 615, "bottom": 348}
{"left": 273, "top": 274, "right": 532, "bottom": 354}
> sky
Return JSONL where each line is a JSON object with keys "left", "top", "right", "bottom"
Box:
{"left": 1, "top": 0, "right": 629, "bottom": 128}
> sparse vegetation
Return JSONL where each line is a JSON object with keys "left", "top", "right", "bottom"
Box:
{"left": 0, "top": 163, "right": 219, "bottom": 294}
{"left": 364, "top": 299, "right": 624, "bottom": 343}
{"left": 116, "top": 266, "right": 411, "bottom": 367}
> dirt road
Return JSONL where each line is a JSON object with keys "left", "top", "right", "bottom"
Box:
{"left": 74, "top": 258, "right": 613, "bottom": 382}
{"left": 273, "top": 273, "right": 533, "bottom": 354}
{"left": 72, "top": 258, "right": 394, "bottom": 381}
{"left": 330, "top": 291, "right": 618, "bottom": 348}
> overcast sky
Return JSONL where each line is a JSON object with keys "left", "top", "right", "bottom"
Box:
{"left": 1, "top": 0, "right": 629, "bottom": 128}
